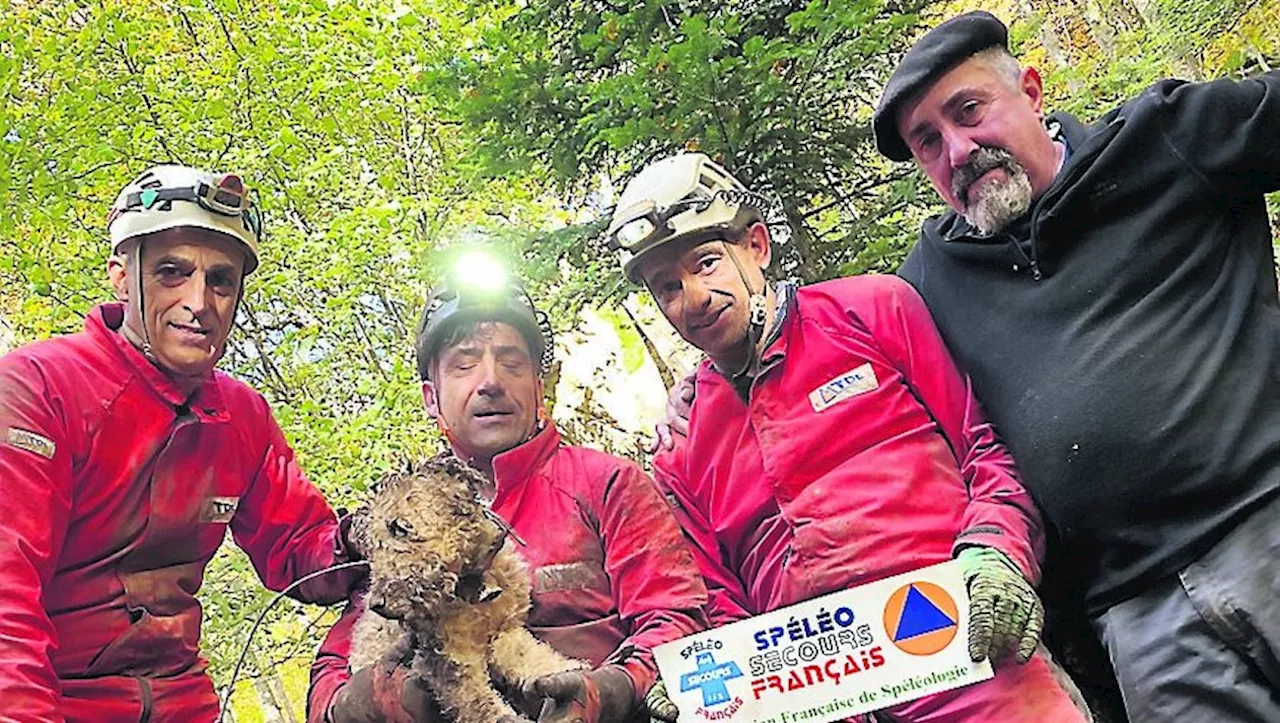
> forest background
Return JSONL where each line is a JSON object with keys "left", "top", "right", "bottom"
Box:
{"left": 2, "top": 0, "right": 1277, "bottom": 718}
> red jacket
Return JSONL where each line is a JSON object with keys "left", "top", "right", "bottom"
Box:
{"left": 654, "top": 277, "right": 1045, "bottom": 626}
{"left": 0, "top": 304, "right": 362, "bottom": 722}
{"left": 308, "top": 423, "right": 710, "bottom": 722}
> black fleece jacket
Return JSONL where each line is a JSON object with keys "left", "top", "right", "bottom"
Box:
{"left": 899, "top": 72, "right": 1280, "bottom": 613}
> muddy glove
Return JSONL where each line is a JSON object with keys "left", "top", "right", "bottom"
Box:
{"left": 645, "top": 679, "right": 678, "bottom": 722}
{"left": 957, "top": 546, "right": 1044, "bottom": 664}
{"left": 529, "top": 665, "right": 638, "bottom": 723}
{"left": 329, "top": 663, "right": 441, "bottom": 723}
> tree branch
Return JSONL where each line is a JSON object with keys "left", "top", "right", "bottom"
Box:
{"left": 620, "top": 300, "right": 674, "bottom": 390}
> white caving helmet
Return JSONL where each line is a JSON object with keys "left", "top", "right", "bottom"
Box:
{"left": 107, "top": 164, "right": 262, "bottom": 274}
{"left": 605, "top": 153, "right": 769, "bottom": 284}
{"left": 607, "top": 153, "right": 775, "bottom": 378}
{"left": 106, "top": 164, "right": 263, "bottom": 361}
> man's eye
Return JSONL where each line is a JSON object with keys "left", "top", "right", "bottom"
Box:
{"left": 209, "top": 275, "right": 238, "bottom": 293}
{"left": 697, "top": 256, "right": 719, "bottom": 273}
{"left": 915, "top": 133, "right": 941, "bottom": 160}
{"left": 957, "top": 99, "right": 982, "bottom": 124}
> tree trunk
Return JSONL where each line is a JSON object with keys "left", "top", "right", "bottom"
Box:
{"left": 248, "top": 646, "right": 299, "bottom": 723}
{"left": 1018, "top": 2, "right": 1081, "bottom": 91}
{"left": 1082, "top": 0, "right": 1119, "bottom": 58}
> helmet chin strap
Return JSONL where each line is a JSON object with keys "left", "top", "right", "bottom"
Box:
{"left": 133, "top": 240, "right": 157, "bottom": 362}
{"left": 721, "top": 240, "right": 768, "bottom": 380}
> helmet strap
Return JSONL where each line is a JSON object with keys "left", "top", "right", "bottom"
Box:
{"left": 133, "top": 240, "right": 156, "bottom": 363}
{"left": 722, "top": 240, "right": 768, "bottom": 380}
{"left": 230, "top": 279, "right": 246, "bottom": 348}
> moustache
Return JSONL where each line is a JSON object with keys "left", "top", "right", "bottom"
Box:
{"left": 951, "top": 147, "right": 1021, "bottom": 205}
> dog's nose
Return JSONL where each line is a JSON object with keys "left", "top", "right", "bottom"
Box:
{"left": 367, "top": 593, "right": 388, "bottom": 617}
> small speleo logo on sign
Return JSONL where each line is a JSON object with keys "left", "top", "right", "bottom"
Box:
{"left": 809, "top": 363, "right": 878, "bottom": 413}
{"left": 680, "top": 652, "right": 744, "bottom": 708}
{"left": 201, "top": 496, "right": 240, "bottom": 524}
{"left": 6, "top": 428, "right": 56, "bottom": 459}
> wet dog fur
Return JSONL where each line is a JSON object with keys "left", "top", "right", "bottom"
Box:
{"left": 348, "top": 453, "right": 585, "bottom": 722}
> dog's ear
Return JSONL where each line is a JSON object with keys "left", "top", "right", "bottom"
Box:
{"left": 347, "top": 504, "right": 374, "bottom": 559}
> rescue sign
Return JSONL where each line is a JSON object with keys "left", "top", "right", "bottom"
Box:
{"left": 654, "top": 560, "right": 993, "bottom": 723}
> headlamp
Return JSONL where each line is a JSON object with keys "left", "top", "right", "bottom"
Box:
{"left": 108, "top": 173, "right": 263, "bottom": 240}
{"left": 616, "top": 217, "right": 657, "bottom": 248}
{"left": 452, "top": 250, "right": 510, "bottom": 295}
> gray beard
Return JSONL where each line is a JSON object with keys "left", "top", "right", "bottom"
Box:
{"left": 952, "top": 147, "right": 1034, "bottom": 235}
{"left": 966, "top": 169, "right": 1032, "bottom": 234}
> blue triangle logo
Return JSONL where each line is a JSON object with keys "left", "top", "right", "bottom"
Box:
{"left": 140, "top": 189, "right": 160, "bottom": 208}
{"left": 893, "top": 585, "right": 956, "bottom": 641}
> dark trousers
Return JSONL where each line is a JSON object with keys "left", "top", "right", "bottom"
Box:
{"left": 1093, "top": 494, "right": 1280, "bottom": 722}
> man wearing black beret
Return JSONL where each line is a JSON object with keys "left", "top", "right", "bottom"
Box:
{"left": 880, "top": 10, "right": 1280, "bottom": 722}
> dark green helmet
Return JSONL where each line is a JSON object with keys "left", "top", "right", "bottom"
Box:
{"left": 414, "top": 274, "right": 552, "bottom": 382}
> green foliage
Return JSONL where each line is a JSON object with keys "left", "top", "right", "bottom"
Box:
{"left": 457, "top": 0, "right": 1279, "bottom": 285}
{"left": 2, "top": 0, "right": 1277, "bottom": 718}
{"left": 0, "top": 0, "right": 567, "bottom": 700}
{"left": 455, "top": 0, "right": 935, "bottom": 282}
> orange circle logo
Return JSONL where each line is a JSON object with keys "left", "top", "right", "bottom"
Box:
{"left": 882, "top": 581, "right": 960, "bottom": 656}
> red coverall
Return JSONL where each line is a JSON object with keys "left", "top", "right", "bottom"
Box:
{"left": 654, "top": 276, "right": 1082, "bottom": 721}
{"left": 0, "top": 303, "right": 363, "bottom": 722}
{"left": 308, "top": 422, "right": 711, "bottom": 723}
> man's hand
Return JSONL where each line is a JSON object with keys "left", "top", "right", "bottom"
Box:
{"left": 329, "top": 662, "right": 440, "bottom": 723}
{"left": 956, "top": 546, "right": 1044, "bottom": 664}
{"left": 648, "top": 373, "right": 696, "bottom": 453}
{"left": 527, "top": 666, "right": 638, "bottom": 723}
{"left": 645, "top": 679, "right": 678, "bottom": 722}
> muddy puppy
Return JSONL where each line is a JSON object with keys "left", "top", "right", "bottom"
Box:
{"left": 347, "top": 453, "right": 587, "bottom": 723}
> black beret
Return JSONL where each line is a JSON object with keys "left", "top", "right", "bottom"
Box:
{"left": 873, "top": 11, "right": 1009, "bottom": 161}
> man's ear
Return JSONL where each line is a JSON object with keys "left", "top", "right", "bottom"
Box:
{"left": 421, "top": 380, "right": 440, "bottom": 418}
{"left": 1020, "top": 65, "right": 1046, "bottom": 118}
{"left": 107, "top": 255, "right": 130, "bottom": 302}
{"left": 743, "top": 222, "right": 773, "bottom": 271}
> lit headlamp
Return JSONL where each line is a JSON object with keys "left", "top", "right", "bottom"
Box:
{"left": 415, "top": 250, "right": 555, "bottom": 381}
{"left": 451, "top": 250, "right": 511, "bottom": 295}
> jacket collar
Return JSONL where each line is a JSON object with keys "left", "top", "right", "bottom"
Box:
{"left": 88, "top": 303, "right": 231, "bottom": 423}
{"left": 1047, "top": 111, "right": 1091, "bottom": 154}
{"left": 758, "top": 281, "right": 798, "bottom": 366}
{"left": 488, "top": 420, "right": 561, "bottom": 496}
